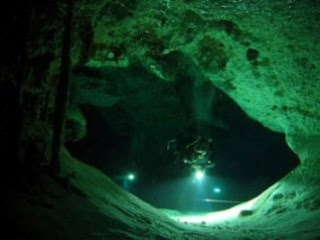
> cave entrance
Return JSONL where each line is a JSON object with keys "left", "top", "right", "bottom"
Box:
{"left": 67, "top": 65, "right": 300, "bottom": 213}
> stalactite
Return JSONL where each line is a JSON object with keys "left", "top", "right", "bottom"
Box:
{"left": 51, "top": 0, "right": 74, "bottom": 176}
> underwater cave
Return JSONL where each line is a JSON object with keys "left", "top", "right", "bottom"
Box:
{"left": 2, "top": 0, "right": 320, "bottom": 240}
{"left": 67, "top": 65, "right": 299, "bottom": 212}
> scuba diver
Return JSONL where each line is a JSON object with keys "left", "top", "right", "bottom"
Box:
{"left": 167, "top": 135, "right": 215, "bottom": 171}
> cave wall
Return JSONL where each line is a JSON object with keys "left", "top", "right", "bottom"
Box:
{"left": 70, "top": 0, "right": 320, "bottom": 136}
{"left": 2, "top": 0, "right": 320, "bottom": 239}
{"left": 7, "top": 0, "right": 319, "bottom": 151}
